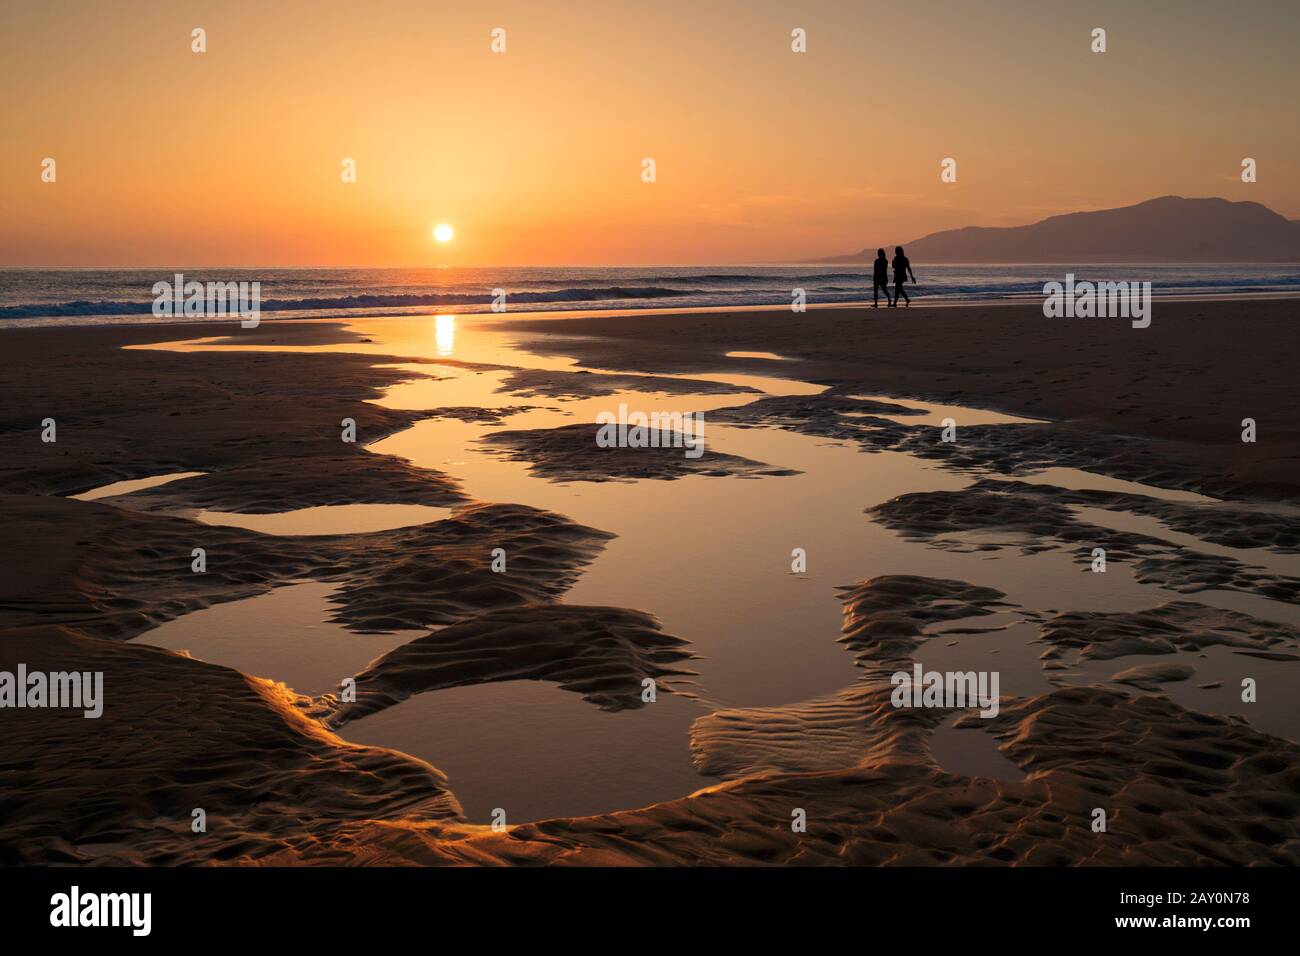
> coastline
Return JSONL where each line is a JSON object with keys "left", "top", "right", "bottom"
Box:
{"left": 4, "top": 285, "right": 1300, "bottom": 329}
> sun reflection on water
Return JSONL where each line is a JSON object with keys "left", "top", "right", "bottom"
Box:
{"left": 434, "top": 314, "right": 455, "bottom": 357}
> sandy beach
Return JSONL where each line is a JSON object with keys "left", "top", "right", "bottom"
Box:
{"left": 9, "top": 2, "right": 1300, "bottom": 936}
{"left": 2, "top": 300, "right": 1297, "bottom": 865}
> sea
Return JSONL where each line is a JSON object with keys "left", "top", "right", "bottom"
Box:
{"left": 2, "top": 264, "right": 1298, "bottom": 326}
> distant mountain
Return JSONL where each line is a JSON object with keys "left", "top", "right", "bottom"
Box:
{"left": 810, "top": 196, "right": 1300, "bottom": 263}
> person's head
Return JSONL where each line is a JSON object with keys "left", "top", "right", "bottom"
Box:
{"left": 895, "top": 246, "right": 904, "bottom": 256}
{"left": 876, "top": 248, "right": 886, "bottom": 259}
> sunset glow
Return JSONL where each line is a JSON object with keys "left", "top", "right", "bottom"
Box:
{"left": 3, "top": 1, "right": 1298, "bottom": 267}
{"left": 3, "top": 0, "right": 1299, "bottom": 913}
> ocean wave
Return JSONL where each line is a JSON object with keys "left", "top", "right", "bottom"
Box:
{"left": 4, "top": 267, "right": 1299, "bottom": 322}
{"left": 0, "top": 286, "right": 696, "bottom": 319}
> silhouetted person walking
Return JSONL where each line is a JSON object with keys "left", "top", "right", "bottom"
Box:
{"left": 872, "top": 248, "right": 893, "bottom": 308}
{"left": 890, "top": 246, "right": 915, "bottom": 307}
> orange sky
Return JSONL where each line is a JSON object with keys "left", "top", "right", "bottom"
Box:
{"left": 3, "top": 0, "right": 1298, "bottom": 266}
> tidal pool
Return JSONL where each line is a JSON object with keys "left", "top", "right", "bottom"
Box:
{"left": 129, "top": 316, "right": 1300, "bottom": 822}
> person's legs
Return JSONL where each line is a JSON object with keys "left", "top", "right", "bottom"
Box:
{"left": 896, "top": 282, "right": 909, "bottom": 306}
{"left": 873, "top": 284, "right": 879, "bottom": 308}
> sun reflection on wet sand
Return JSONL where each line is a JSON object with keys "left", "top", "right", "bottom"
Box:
{"left": 434, "top": 314, "right": 455, "bottom": 357}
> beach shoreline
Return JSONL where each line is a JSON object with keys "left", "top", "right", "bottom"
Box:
{"left": 5, "top": 285, "right": 1300, "bottom": 329}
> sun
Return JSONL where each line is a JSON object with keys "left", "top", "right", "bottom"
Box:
{"left": 433, "top": 223, "right": 454, "bottom": 243}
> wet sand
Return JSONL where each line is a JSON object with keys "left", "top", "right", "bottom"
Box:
{"left": 501, "top": 299, "right": 1300, "bottom": 501}
{"left": 1, "top": 300, "right": 1298, "bottom": 865}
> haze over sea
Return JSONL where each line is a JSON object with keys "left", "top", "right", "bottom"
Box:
{"left": 4, "top": 264, "right": 1300, "bottom": 326}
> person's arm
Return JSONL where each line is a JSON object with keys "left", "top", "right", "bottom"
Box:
{"left": 908, "top": 262, "right": 917, "bottom": 283}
